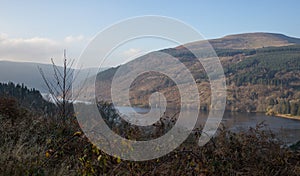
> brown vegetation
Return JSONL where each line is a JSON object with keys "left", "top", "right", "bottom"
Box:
{"left": 0, "top": 99, "right": 300, "bottom": 175}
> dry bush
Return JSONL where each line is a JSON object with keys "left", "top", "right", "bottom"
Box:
{"left": 0, "top": 101, "right": 300, "bottom": 175}
{"left": 0, "top": 97, "right": 24, "bottom": 125}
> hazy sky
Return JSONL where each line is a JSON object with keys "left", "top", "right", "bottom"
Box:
{"left": 0, "top": 0, "right": 299, "bottom": 67}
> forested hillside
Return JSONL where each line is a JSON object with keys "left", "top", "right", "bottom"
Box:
{"left": 95, "top": 33, "right": 300, "bottom": 117}
{"left": 0, "top": 82, "right": 56, "bottom": 114}
{"left": 223, "top": 45, "right": 300, "bottom": 115}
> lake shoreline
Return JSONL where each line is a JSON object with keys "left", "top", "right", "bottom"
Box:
{"left": 274, "top": 114, "right": 300, "bottom": 121}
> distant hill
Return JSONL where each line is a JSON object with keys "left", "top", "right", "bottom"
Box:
{"left": 94, "top": 32, "right": 300, "bottom": 116}
{"left": 0, "top": 61, "right": 107, "bottom": 93}
{"left": 184, "top": 32, "right": 300, "bottom": 50}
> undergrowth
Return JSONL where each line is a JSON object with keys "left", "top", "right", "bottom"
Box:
{"left": 0, "top": 99, "right": 299, "bottom": 175}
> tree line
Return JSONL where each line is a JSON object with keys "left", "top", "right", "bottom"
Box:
{"left": 0, "top": 82, "right": 56, "bottom": 114}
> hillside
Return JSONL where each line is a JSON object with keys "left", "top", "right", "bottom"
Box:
{"left": 0, "top": 82, "right": 56, "bottom": 114}
{"left": 0, "top": 61, "right": 105, "bottom": 93}
{"left": 95, "top": 33, "right": 300, "bottom": 116}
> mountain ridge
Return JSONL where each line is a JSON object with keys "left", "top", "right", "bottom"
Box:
{"left": 182, "top": 32, "right": 300, "bottom": 50}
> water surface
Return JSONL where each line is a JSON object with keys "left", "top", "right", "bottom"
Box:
{"left": 118, "top": 107, "right": 300, "bottom": 145}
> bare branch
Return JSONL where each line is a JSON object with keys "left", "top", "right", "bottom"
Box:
{"left": 38, "top": 50, "right": 82, "bottom": 120}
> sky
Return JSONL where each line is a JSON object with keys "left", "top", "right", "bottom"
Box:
{"left": 0, "top": 0, "right": 299, "bottom": 67}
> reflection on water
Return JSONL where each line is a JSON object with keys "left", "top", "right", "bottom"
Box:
{"left": 117, "top": 107, "right": 300, "bottom": 145}
{"left": 220, "top": 112, "right": 300, "bottom": 145}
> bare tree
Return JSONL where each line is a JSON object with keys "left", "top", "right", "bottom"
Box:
{"left": 38, "top": 50, "right": 76, "bottom": 120}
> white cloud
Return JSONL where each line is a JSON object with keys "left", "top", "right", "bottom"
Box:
{"left": 0, "top": 33, "right": 145, "bottom": 68}
{"left": 0, "top": 33, "right": 8, "bottom": 40}
{"left": 123, "top": 48, "right": 141, "bottom": 58}
{"left": 0, "top": 33, "right": 61, "bottom": 63}
{"left": 0, "top": 33, "right": 87, "bottom": 65}
{"left": 64, "top": 35, "right": 85, "bottom": 43}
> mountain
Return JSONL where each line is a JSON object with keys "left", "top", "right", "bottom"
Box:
{"left": 0, "top": 61, "right": 107, "bottom": 93}
{"left": 184, "top": 32, "right": 300, "bottom": 50}
{"left": 94, "top": 32, "right": 300, "bottom": 116}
